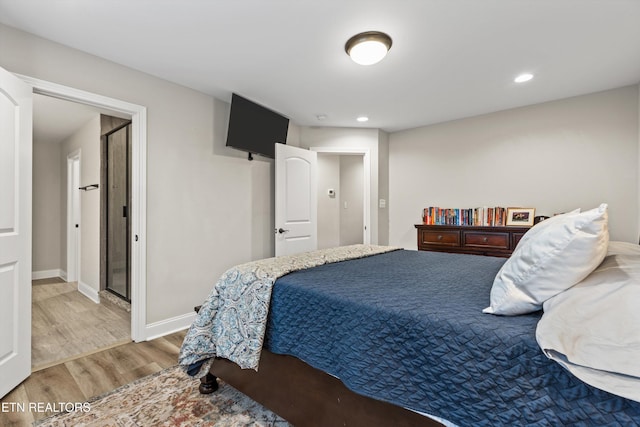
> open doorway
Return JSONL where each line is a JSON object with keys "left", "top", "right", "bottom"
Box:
{"left": 316, "top": 152, "right": 367, "bottom": 249}
{"left": 24, "top": 74, "right": 148, "bottom": 346}
{"left": 313, "top": 147, "right": 371, "bottom": 249}
{"left": 31, "top": 94, "right": 132, "bottom": 370}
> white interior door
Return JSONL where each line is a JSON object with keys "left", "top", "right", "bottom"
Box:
{"left": 0, "top": 67, "right": 32, "bottom": 397}
{"left": 275, "top": 143, "right": 317, "bottom": 256}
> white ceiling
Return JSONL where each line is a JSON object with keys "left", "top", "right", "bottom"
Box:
{"left": 3, "top": 0, "right": 640, "bottom": 134}
{"left": 32, "top": 94, "right": 104, "bottom": 145}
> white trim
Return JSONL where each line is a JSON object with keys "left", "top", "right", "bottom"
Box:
{"left": 18, "top": 74, "right": 148, "bottom": 342}
{"left": 78, "top": 281, "right": 100, "bottom": 304}
{"left": 144, "top": 312, "right": 196, "bottom": 341}
{"left": 130, "top": 99, "right": 148, "bottom": 343}
{"left": 31, "top": 269, "right": 64, "bottom": 280}
{"left": 66, "top": 150, "right": 81, "bottom": 283}
{"left": 310, "top": 147, "right": 371, "bottom": 244}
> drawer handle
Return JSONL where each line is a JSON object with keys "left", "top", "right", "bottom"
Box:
{"left": 437, "top": 235, "right": 443, "bottom": 241}
{"left": 483, "top": 237, "right": 488, "bottom": 242}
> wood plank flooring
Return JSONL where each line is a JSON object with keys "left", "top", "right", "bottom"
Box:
{"left": 0, "top": 330, "right": 187, "bottom": 427}
{"left": 32, "top": 278, "right": 131, "bottom": 370}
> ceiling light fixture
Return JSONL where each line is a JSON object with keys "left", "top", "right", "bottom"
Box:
{"left": 356, "top": 116, "right": 369, "bottom": 123}
{"left": 514, "top": 73, "right": 534, "bottom": 83}
{"left": 345, "top": 31, "right": 392, "bottom": 66}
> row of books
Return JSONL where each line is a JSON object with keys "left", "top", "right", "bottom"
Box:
{"left": 422, "top": 206, "right": 508, "bottom": 226}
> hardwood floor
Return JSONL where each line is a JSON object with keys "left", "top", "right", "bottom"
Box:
{"left": 0, "top": 330, "right": 187, "bottom": 426}
{"left": 1, "top": 278, "right": 187, "bottom": 426}
{"left": 32, "top": 278, "right": 131, "bottom": 370}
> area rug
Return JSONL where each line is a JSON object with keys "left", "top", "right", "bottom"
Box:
{"left": 35, "top": 365, "right": 292, "bottom": 426}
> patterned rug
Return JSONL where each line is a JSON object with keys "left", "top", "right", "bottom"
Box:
{"left": 35, "top": 366, "right": 292, "bottom": 426}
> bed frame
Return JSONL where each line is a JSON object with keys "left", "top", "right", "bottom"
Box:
{"left": 198, "top": 351, "right": 444, "bottom": 427}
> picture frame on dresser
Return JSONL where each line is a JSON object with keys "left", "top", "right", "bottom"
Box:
{"left": 506, "top": 207, "right": 535, "bottom": 226}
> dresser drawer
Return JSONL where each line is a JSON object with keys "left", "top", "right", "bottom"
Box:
{"left": 420, "top": 229, "right": 460, "bottom": 247}
{"left": 415, "top": 224, "right": 531, "bottom": 257}
{"left": 512, "top": 232, "right": 526, "bottom": 248}
{"left": 463, "top": 231, "right": 509, "bottom": 249}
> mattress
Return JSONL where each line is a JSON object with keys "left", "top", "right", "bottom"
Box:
{"left": 263, "top": 249, "right": 640, "bottom": 426}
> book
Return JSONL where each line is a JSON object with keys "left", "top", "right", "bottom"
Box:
{"left": 423, "top": 206, "right": 508, "bottom": 226}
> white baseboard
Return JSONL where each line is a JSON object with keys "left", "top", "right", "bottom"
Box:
{"left": 144, "top": 311, "right": 196, "bottom": 341}
{"left": 32, "top": 269, "right": 64, "bottom": 280}
{"left": 77, "top": 281, "right": 100, "bottom": 304}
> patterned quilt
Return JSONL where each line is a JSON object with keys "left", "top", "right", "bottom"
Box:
{"left": 178, "top": 244, "right": 400, "bottom": 377}
{"left": 180, "top": 247, "right": 640, "bottom": 425}
{"left": 264, "top": 250, "right": 640, "bottom": 426}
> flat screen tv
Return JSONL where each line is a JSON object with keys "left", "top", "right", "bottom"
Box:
{"left": 225, "top": 93, "right": 289, "bottom": 159}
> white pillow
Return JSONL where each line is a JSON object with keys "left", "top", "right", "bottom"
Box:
{"left": 483, "top": 203, "right": 609, "bottom": 315}
{"left": 536, "top": 253, "right": 640, "bottom": 402}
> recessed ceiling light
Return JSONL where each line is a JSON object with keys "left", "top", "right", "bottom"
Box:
{"left": 356, "top": 116, "right": 369, "bottom": 122}
{"left": 345, "top": 31, "right": 392, "bottom": 66}
{"left": 514, "top": 73, "right": 534, "bottom": 83}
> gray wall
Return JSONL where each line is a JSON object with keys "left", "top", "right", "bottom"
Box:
{"left": 339, "top": 155, "right": 364, "bottom": 246}
{"left": 0, "top": 24, "right": 275, "bottom": 324}
{"left": 389, "top": 85, "right": 640, "bottom": 248}
{"left": 60, "top": 116, "right": 101, "bottom": 295}
{"left": 377, "top": 130, "right": 390, "bottom": 246}
{"left": 317, "top": 154, "right": 340, "bottom": 249}
{"left": 6, "top": 22, "right": 640, "bottom": 330}
{"left": 32, "top": 140, "right": 62, "bottom": 273}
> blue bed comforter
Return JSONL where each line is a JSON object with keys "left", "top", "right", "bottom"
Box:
{"left": 264, "top": 249, "right": 640, "bottom": 426}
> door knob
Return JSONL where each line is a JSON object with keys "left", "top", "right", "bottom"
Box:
{"left": 277, "top": 228, "right": 290, "bottom": 234}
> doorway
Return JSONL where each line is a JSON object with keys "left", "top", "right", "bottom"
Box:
{"left": 313, "top": 147, "right": 371, "bottom": 248}
{"left": 23, "top": 74, "right": 148, "bottom": 341}
{"left": 31, "top": 95, "right": 132, "bottom": 369}
{"left": 316, "top": 153, "right": 365, "bottom": 249}
{"left": 337, "top": 154, "right": 364, "bottom": 245}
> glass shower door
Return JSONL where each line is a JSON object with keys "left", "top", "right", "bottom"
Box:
{"left": 106, "top": 124, "right": 130, "bottom": 301}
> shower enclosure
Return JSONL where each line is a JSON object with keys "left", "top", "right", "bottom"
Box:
{"left": 104, "top": 121, "right": 131, "bottom": 301}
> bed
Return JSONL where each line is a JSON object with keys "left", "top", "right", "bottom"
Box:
{"left": 179, "top": 205, "right": 640, "bottom": 426}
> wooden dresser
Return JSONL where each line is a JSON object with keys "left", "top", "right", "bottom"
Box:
{"left": 415, "top": 224, "right": 531, "bottom": 257}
